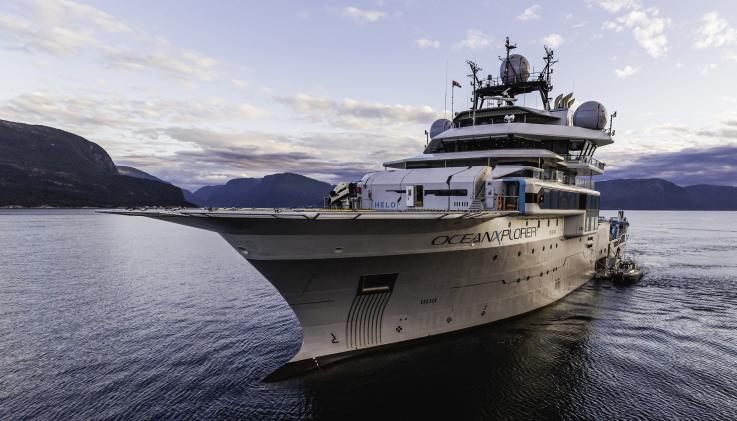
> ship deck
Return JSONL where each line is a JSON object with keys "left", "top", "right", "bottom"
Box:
{"left": 101, "top": 208, "right": 518, "bottom": 220}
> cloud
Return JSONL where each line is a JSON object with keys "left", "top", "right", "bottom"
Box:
{"left": 517, "top": 5, "right": 541, "bottom": 21}
{"left": 101, "top": 46, "right": 217, "bottom": 81}
{"left": 542, "top": 33, "right": 564, "bottom": 48}
{"left": 601, "top": 4, "right": 671, "bottom": 58}
{"left": 0, "top": 13, "right": 97, "bottom": 55}
{"left": 0, "top": 88, "right": 434, "bottom": 190}
{"left": 453, "top": 29, "right": 494, "bottom": 50}
{"left": 597, "top": 115, "right": 737, "bottom": 169}
{"left": 123, "top": 126, "right": 420, "bottom": 190}
{"left": 274, "top": 93, "right": 439, "bottom": 129}
{"left": 700, "top": 63, "right": 717, "bottom": 75}
{"left": 231, "top": 78, "right": 248, "bottom": 89}
{"left": 341, "top": 6, "right": 386, "bottom": 23}
{"left": 694, "top": 12, "right": 737, "bottom": 49}
{"left": 0, "top": 91, "right": 270, "bottom": 136}
{"left": 604, "top": 145, "right": 737, "bottom": 186}
{"left": 614, "top": 65, "right": 639, "bottom": 78}
{"left": 0, "top": 0, "right": 219, "bottom": 81}
{"left": 596, "top": 0, "right": 637, "bottom": 13}
{"left": 415, "top": 38, "right": 440, "bottom": 49}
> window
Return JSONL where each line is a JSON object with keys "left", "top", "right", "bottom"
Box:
{"left": 539, "top": 189, "right": 599, "bottom": 211}
{"left": 425, "top": 189, "right": 468, "bottom": 196}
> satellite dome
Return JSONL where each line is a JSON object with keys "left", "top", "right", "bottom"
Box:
{"left": 429, "top": 119, "right": 453, "bottom": 138}
{"left": 499, "top": 54, "right": 531, "bottom": 84}
{"left": 573, "top": 101, "right": 608, "bottom": 130}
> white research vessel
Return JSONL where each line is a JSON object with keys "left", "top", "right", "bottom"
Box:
{"left": 112, "top": 39, "right": 631, "bottom": 380}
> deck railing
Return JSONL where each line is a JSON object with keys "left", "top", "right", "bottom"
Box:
{"left": 574, "top": 177, "right": 596, "bottom": 190}
{"left": 566, "top": 154, "right": 606, "bottom": 170}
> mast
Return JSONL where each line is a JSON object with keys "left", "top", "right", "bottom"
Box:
{"left": 537, "top": 46, "right": 557, "bottom": 110}
{"left": 500, "top": 36, "right": 518, "bottom": 84}
{"left": 466, "top": 60, "right": 482, "bottom": 125}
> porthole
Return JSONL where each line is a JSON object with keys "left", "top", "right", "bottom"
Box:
{"left": 517, "top": 251, "right": 521, "bottom": 257}
{"left": 537, "top": 220, "right": 540, "bottom": 228}
{"left": 526, "top": 220, "right": 529, "bottom": 226}
{"left": 543, "top": 246, "right": 546, "bottom": 251}
{"left": 539, "top": 272, "right": 543, "bottom": 277}
{"left": 526, "top": 276, "right": 530, "bottom": 281}
{"left": 556, "top": 219, "right": 559, "bottom": 226}
{"left": 508, "top": 222, "right": 512, "bottom": 228}
{"left": 493, "top": 254, "right": 498, "bottom": 260}
{"left": 547, "top": 219, "right": 550, "bottom": 227}
{"left": 546, "top": 270, "right": 549, "bottom": 275}
{"left": 516, "top": 278, "right": 521, "bottom": 283}
{"left": 555, "top": 244, "right": 558, "bottom": 249}
{"left": 532, "top": 248, "right": 535, "bottom": 254}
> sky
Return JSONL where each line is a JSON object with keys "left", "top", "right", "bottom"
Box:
{"left": 1, "top": 0, "right": 737, "bottom": 190}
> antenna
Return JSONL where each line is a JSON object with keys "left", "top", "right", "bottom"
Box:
{"left": 466, "top": 60, "right": 483, "bottom": 125}
{"left": 537, "top": 45, "right": 558, "bottom": 110}
{"left": 443, "top": 62, "right": 448, "bottom": 119}
{"left": 499, "top": 37, "right": 518, "bottom": 84}
{"left": 608, "top": 111, "right": 617, "bottom": 136}
{"left": 466, "top": 60, "right": 482, "bottom": 91}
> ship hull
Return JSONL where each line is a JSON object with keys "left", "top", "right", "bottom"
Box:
{"left": 214, "top": 214, "right": 613, "bottom": 379}
{"left": 115, "top": 210, "right": 615, "bottom": 379}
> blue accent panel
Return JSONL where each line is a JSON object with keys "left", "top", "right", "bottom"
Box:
{"left": 518, "top": 179, "right": 526, "bottom": 213}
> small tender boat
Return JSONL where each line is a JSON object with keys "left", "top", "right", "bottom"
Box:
{"left": 611, "top": 258, "right": 643, "bottom": 283}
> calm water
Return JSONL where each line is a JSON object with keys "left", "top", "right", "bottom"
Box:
{"left": 1, "top": 210, "right": 736, "bottom": 420}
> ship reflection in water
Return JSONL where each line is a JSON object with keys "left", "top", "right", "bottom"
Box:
{"left": 301, "top": 288, "right": 602, "bottom": 420}
{"left": 1, "top": 210, "right": 735, "bottom": 419}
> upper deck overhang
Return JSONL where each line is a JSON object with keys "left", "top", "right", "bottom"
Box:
{"left": 431, "top": 122, "right": 614, "bottom": 147}
{"left": 453, "top": 105, "right": 560, "bottom": 122}
{"left": 383, "top": 149, "right": 564, "bottom": 169}
{"left": 559, "top": 160, "right": 605, "bottom": 176}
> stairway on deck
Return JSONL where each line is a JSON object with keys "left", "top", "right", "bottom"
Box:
{"left": 469, "top": 187, "right": 485, "bottom": 211}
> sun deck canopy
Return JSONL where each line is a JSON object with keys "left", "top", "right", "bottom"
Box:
{"left": 429, "top": 122, "right": 613, "bottom": 147}
{"left": 383, "top": 149, "right": 563, "bottom": 169}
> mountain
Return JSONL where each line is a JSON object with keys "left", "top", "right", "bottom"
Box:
{"left": 597, "top": 178, "right": 737, "bottom": 210}
{"left": 193, "top": 173, "right": 332, "bottom": 208}
{"left": 117, "top": 165, "right": 166, "bottom": 182}
{"left": 117, "top": 165, "right": 201, "bottom": 206}
{"left": 683, "top": 184, "right": 737, "bottom": 210}
{"left": 0, "top": 119, "right": 190, "bottom": 207}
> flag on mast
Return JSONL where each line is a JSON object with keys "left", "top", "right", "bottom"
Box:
{"left": 452, "top": 80, "right": 462, "bottom": 88}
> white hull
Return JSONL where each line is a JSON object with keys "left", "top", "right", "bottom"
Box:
{"left": 113, "top": 209, "right": 619, "bottom": 379}
{"left": 215, "top": 214, "right": 615, "bottom": 378}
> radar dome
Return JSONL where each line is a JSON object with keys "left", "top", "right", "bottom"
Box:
{"left": 499, "top": 54, "right": 531, "bottom": 84}
{"left": 429, "top": 119, "right": 453, "bottom": 138}
{"left": 573, "top": 101, "right": 608, "bottom": 130}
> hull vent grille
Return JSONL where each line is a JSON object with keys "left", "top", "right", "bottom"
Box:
{"left": 346, "top": 274, "right": 396, "bottom": 349}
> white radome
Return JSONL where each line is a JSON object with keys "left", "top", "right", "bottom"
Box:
{"left": 573, "top": 101, "right": 608, "bottom": 130}
{"left": 500, "top": 54, "right": 531, "bottom": 84}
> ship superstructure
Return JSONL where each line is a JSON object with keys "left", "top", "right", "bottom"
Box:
{"left": 111, "top": 38, "right": 630, "bottom": 380}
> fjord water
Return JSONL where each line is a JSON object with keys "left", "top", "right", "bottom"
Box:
{"left": 1, "top": 210, "right": 735, "bottom": 419}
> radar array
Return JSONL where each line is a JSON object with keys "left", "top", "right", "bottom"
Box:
{"left": 465, "top": 36, "right": 558, "bottom": 111}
